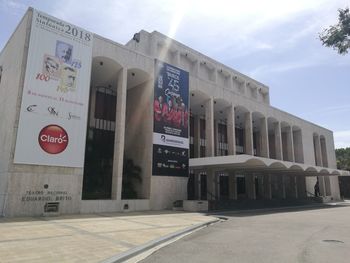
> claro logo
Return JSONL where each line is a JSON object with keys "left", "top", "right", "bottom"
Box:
{"left": 38, "top": 125, "right": 68, "bottom": 154}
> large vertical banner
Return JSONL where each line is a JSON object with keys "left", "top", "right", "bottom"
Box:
{"left": 153, "top": 61, "right": 189, "bottom": 177}
{"left": 14, "top": 9, "right": 93, "bottom": 167}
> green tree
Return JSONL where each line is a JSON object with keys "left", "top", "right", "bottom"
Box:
{"left": 122, "top": 158, "right": 142, "bottom": 199}
{"left": 319, "top": 7, "right": 350, "bottom": 54}
{"left": 335, "top": 147, "right": 350, "bottom": 170}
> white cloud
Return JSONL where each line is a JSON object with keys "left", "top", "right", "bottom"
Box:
{"left": 248, "top": 45, "right": 350, "bottom": 78}
{"left": 43, "top": 0, "right": 348, "bottom": 47}
{"left": 49, "top": 0, "right": 195, "bottom": 44}
{"left": 303, "top": 105, "right": 350, "bottom": 117}
{"left": 334, "top": 130, "right": 350, "bottom": 149}
{"left": 0, "top": 0, "right": 26, "bottom": 14}
{"left": 249, "top": 58, "right": 317, "bottom": 77}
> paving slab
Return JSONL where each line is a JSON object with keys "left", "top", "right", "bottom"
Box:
{"left": 0, "top": 211, "right": 217, "bottom": 263}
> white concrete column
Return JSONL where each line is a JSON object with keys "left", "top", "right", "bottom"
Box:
{"left": 226, "top": 105, "right": 236, "bottom": 155}
{"left": 244, "top": 112, "right": 253, "bottom": 155}
{"left": 111, "top": 67, "right": 127, "bottom": 200}
{"left": 205, "top": 97, "right": 215, "bottom": 157}
{"left": 260, "top": 117, "right": 269, "bottom": 158}
{"left": 318, "top": 176, "right": 326, "bottom": 196}
{"left": 290, "top": 127, "right": 295, "bottom": 162}
{"left": 324, "top": 176, "right": 331, "bottom": 196}
{"left": 274, "top": 122, "right": 283, "bottom": 160}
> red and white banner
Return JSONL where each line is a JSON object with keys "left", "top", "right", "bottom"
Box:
{"left": 14, "top": 9, "right": 93, "bottom": 167}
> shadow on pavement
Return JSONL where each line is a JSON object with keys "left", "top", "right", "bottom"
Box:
{"left": 207, "top": 202, "right": 350, "bottom": 218}
{"left": 0, "top": 210, "right": 199, "bottom": 223}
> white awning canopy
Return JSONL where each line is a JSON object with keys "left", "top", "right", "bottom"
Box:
{"left": 189, "top": 155, "right": 350, "bottom": 176}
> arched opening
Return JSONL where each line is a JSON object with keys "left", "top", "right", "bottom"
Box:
{"left": 267, "top": 117, "right": 279, "bottom": 159}
{"left": 306, "top": 167, "right": 318, "bottom": 173}
{"left": 82, "top": 57, "right": 122, "bottom": 200}
{"left": 290, "top": 164, "right": 303, "bottom": 172}
{"left": 332, "top": 171, "right": 341, "bottom": 176}
{"left": 320, "top": 135, "right": 328, "bottom": 167}
{"left": 189, "top": 90, "right": 211, "bottom": 158}
{"left": 252, "top": 112, "right": 268, "bottom": 157}
{"left": 269, "top": 161, "right": 287, "bottom": 170}
{"left": 281, "top": 122, "right": 293, "bottom": 162}
{"left": 235, "top": 106, "right": 250, "bottom": 155}
{"left": 245, "top": 158, "right": 268, "bottom": 167}
{"left": 313, "top": 133, "right": 321, "bottom": 166}
{"left": 214, "top": 98, "right": 231, "bottom": 156}
{"left": 292, "top": 126, "right": 304, "bottom": 163}
{"left": 124, "top": 68, "right": 152, "bottom": 199}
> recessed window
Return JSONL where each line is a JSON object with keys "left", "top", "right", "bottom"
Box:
{"left": 95, "top": 90, "right": 116, "bottom": 121}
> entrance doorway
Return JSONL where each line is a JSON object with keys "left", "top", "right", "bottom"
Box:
{"left": 237, "top": 175, "right": 246, "bottom": 199}
{"left": 82, "top": 87, "right": 116, "bottom": 199}
{"left": 82, "top": 57, "right": 121, "bottom": 200}
{"left": 200, "top": 174, "right": 207, "bottom": 200}
{"left": 219, "top": 175, "right": 229, "bottom": 200}
{"left": 187, "top": 173, "right": 196, "bottom": 200}
{"left": 255, "top": 176, "right": 260, "bottom": 199}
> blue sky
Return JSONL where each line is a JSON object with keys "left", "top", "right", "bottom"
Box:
{"left": 1, "top": 0, "right": 349, "bottom": 148}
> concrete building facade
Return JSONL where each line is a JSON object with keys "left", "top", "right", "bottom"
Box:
{"left": 0, "top": 8, "right": 348, "bottom": 217}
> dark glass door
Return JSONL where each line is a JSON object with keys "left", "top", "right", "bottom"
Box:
{"left": 237, "top": 176, "right": 246, "bottom": 199}
{"left": 200, "top": 174, "right": 207, "bottom": 200}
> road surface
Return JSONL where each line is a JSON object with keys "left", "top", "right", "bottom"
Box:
{"left": 140, "top": 205, "right": 350, "bottom": 263}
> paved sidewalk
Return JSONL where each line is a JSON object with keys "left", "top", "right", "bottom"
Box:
{"left": 0, "top": 211, "right": 217, "bottom": 263}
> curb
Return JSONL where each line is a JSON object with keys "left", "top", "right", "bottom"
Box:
{"left": 102, "top": 217, "right": 221, "bottom": 263}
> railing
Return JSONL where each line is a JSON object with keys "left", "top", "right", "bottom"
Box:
{"left": 206, "top": 190, "right": 217, "bottom": 201}
{"left": 306, "top": 190, "right": 324, "bottom": 198}
{"left": 305, "top": 191, "right": 323, "bottom": 203}
{"left": 236, "top": 145, "right": 244, "bottom": 154}
{"left": 306, "top": 190, "right": 316, "bottom": 197}
{"left": 197, "top": 190, "right": 217, "bottom": 201}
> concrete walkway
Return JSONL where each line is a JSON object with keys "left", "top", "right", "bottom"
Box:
{"left": 0, "top": 211, "right": 217, "bottom": 263}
